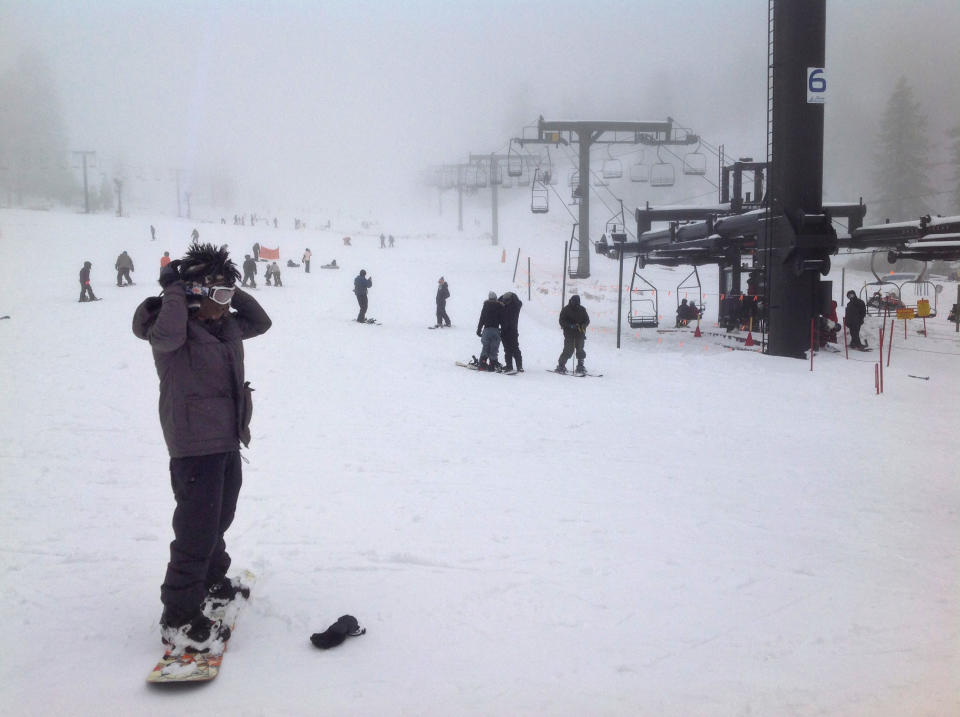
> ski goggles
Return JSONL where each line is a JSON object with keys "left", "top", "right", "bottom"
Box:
{"left": 186, "top": 282, "right": 236, "bottom": 305}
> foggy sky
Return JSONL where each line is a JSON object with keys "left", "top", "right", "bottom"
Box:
{"left": 2, "top": 0, "right": 958, "bottom": 217}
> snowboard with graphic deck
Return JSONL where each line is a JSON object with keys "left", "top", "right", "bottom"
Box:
{"left": 147, "top": 569, "right": 255, "bottom": 684}
{"left": 548, "top": 368, "right": 603, "bottom": 378}
{"left": 456, "top": 357, "right": 514, "bottom": 374}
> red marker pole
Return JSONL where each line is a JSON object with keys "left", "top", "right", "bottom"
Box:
{"left": 875, "top": 363, "right": 879, "bottom": 395}
{"left": 887, "top": 319, "right": 894, "bottom": 368}
{"left": 843, "top": 319, "right": 849, "bottom": 360}
{"left": 810, "top": 319, "right": 815, "bottom": 371}
{"left": 878, "top": 326, "right": 884, "bottom": 393}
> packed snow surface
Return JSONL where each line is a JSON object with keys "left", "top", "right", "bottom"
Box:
{"left": 0, "top": 201, "right": 957, "bottom": 716}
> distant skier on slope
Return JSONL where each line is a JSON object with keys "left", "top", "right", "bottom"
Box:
{"left": 241, "top": 255, "right": 257, "bottom": 288}
{"left": 354, "top": 269, "right": 373, "bottom": 322}
{"left": 557, "top": 294, "right": 590, "bottom": 374}
{"left": 132, "top": 242, "right": 271, "bottom": 656}
{"left": 435, "top": 277, "right": 451, "bottom": 327}
{"left": 78, "top": 261, "right": 98, "bottom": 302}
{"left": 475, "top": 291, "right": 503, "bottom": 371}
{"left": 115, "top": 250, "right": 135, "bottom": 286}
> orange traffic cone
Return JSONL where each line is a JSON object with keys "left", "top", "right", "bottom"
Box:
{"left": 694, "top": 322, "right": 702, "bottom": 338}
{"left": 744, "top": 332, "right": 754, "bottom": 346}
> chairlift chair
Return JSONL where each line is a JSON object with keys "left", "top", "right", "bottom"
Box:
{"left": 506, "top": 140, "right": 523, "bottom": 178}
{"left": 650, "top": 146, "right": 676, "bottom": 187}
{"left": 531, "top": 168, "right": 549, "bottom": 214}
{"left": 602, "top": 146, "right": 623, "bottom": 179}
{"left": 682, "top": 142, "right": 706, "bottom": 176}
{"left": 568, "top": 169, "right": 579, "bottom": 187}
{"left": 628, "top": 259, "right": 659, "bottom": 328}
{"left": 630, "top": 160, "right": 649, "bottom": 182}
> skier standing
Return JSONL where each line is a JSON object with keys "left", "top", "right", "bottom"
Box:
{"left": 241, "top": 255, "right": 257, "bottom": 288}
{"left": 116, "top": 250, "right": 135, "bottom": 286}
{"left": 379, "top": 233, "right": 386, "bottom": 249}
{"left": 475, "top": 291, "right": 503, "bottom": 371}
{"left": 302, "top": 248, "right": 312, "bottom": 273}
{"left": 78, "top": 261, "right": 97, "bottom": 302}
{"left": 557, "top": 294, "right": 590, "bottom": 374}
{"left": 435, "top": 277, "right": 451, "bottom": 327}
{"left": 844, "top": 290, "right": 867, "bottom": 349}
{"left": 267, "top": 261, "right": 282, "bottom": 287}
{"left": 161, "top": 252, "right": 171, "bottom": 268}
{"left": 499, "top": 291, "right": 523, "bottom": 372}
{"left": 132, "top": 242, "right": 271, "bottom": 655}
{"left": 354, "top": 269, "right": 373, "bottom": 322}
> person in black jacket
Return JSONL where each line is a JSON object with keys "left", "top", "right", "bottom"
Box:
{"left": 354, "top": 269, "right": 373, "bottom": 322}
{"left": 844, "top": 290, "right": 867, "bottom": 349}
{"left": 78, "top": 261, "right": 98, "bottom": 302}
{"left": 435, "top": 277, "right": 451, "bottom": 327}
{"left": 498, "top": 291, "right": 523, "bottom": 371}
{"left": 476, "top": 291, "right": 504, "bottom": 370}
{"left": 132, "top": 242, "right": 271, "bottom": 656}
{"left": 241, "top": 255, "right": 257, "bottom": 287}
{"left": 557, "top": 294, "right": 590, "bottom": 373}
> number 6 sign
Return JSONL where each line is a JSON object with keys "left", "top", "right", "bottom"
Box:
{"left": 807, "top": 67, "right": 826, "bottom": 104}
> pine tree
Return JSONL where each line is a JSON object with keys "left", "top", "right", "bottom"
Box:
{"left": 872, "top": 77, "right": 933, "bottom": 221}
{"left": 949, "top": 124, "right": 960, "bottom": 215}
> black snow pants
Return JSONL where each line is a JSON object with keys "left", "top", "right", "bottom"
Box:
{"left": 161, "top": 450, "right": 242, "bottom": 626}
{"left": 356, "top": 293, "right": 369, "bottom": 322}
{"left": 79, "top": 281, "right": 97, "bottom": 302}
{"left": 558, "top": 328, "right": 586, "bottom": 366}
{"left": 436, "top": 300, "right": 450, "bottom": 327}
{"left": 848, "top": 321, "right": 864, "bottom": 348}
{"left": 502, "top": 331, "right": 522, "bottom": 370}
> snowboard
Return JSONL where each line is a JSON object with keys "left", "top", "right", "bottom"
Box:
{"left": 351, "top": 318, "right": 381, "bottom": 325}
{"left": 547, "top": 369, "right": 603, "bottom": 378}
{"left": 455, "top": 360, "right": 513, "bottom": 373}
{"left": 147, "top": 569, "right": 255, "bottom": 684}
{"left": 428, "top": 325, "right": 453, "bottom": 330}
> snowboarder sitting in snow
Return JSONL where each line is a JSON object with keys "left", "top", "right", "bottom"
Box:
{"left": 557, "top": 294, "right": 590, "bottom": 374}
{"left": 78, "top": 260, "right": 97, "bottom": 302}
{"left": 475, "top": 291, "right": 503, "bottom": 371}
{"left": 132, "top": 242, "right": 271, "bottom": 655}
{"left": 321, "top": 259, "right": 338, "bottom": 269}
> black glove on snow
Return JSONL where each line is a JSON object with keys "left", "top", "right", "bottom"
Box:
{"left": 159, "top": 259, "right": 182, "bottom": 288}
{"left": 310, "top": 615, "right": 365, "bottom": 649}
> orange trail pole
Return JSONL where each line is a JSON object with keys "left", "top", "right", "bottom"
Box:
{"left": 875, "top": 363, "right": 880, "bottom": 395}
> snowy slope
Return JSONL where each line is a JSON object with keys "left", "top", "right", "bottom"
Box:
{"left": 0, "top": 201, "right": 957, "bottom": 716}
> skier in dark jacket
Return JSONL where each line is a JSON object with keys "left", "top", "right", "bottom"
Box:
{"left": 844, "top": 290, "right": 867, "bottom": 349}
{"left": 557, "top": 294, "right": 590, "bottom": 373}
{"left": 476, "top": 291, "right": 504, "bottom": 370}
{"left": 241, "top": 255, "right": 257, "bottom": 288}
{"left": 78, "top": 261, "right": 97, "bottom": 302}
{"left": 354, "top": 269, "right": 373, "bottom": 322}
{"left": 435, "top": 277, "right": 451, "bottom": 327}
{"left": 115, "top": 250, "right": 135, "bottom": 286}
{"left": 498, "top": 291, "right": 523, "bottom": 371}
{"left": 132, "top": 242, "right": 271, "bottom": 656}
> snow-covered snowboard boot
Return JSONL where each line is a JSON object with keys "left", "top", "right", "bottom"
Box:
{"left": 555, "top": 363, "right": 567, "bottom": 374}
{"left": 575, "top": 361, "right": 586, "bottom": 375}
{"left": 160, "top": 613, "right": 231, "bottom": 656}
{"left": 202, "top": 576, "right": 251, "bottom": 616}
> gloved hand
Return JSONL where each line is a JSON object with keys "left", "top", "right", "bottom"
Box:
{"left": 476, "top": 328, "right": 482, "bottom": 337}
{"left": 158, "top": 259, "right": 182, "bottom": 288}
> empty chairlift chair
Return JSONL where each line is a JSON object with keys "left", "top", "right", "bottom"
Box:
{"left": 628, "top": 260, "right": 659, "bottom": 328}
{"left": 602, "top": 146, "right": 623, "bottom": 179}
{"left": 507, "top": 140, "right": 523, "bottom": 178}
{"left": 682, "top": 142, "right": 707, "bottom": 176}
{"left": 650, "top": 146, "right": 676, "bottom": 187}
{"left": 630, "top": 159, "right": 649, "bottom": 182}
{"left": 531, "top": 168, "right": 549, "bottom": 214}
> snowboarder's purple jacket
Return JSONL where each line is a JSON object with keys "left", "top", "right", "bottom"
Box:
{"left": 132, "top": 283, "right": 271, "bottom": 458}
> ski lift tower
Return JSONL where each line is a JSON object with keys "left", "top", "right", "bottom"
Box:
{"left": 764, "top": 0, "right": 836, "bottom": 358}
{"left": 523, "top": 117, "right": 696, "bottom": 278}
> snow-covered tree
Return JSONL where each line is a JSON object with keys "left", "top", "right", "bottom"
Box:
{"left": 872, "top": 77, "right": 933, "bottom": 221}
